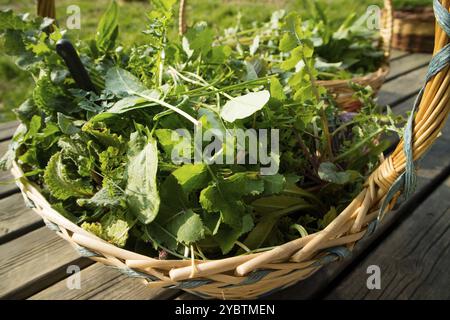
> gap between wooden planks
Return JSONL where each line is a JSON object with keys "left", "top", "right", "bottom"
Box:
{"left": 0, "top": 51, "right": 437, "bottom": 300}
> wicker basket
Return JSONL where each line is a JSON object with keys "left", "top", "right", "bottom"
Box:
{"left": 319, "top": 0, "right": 393, "bottom": 112}
{"left": 392, "top": 6, "right": 435, "bottom": 53}
{"left": 12, "top": 0, "right": 450, "bottom": 299}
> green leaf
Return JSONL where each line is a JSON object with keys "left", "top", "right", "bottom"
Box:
{"left": 215, "top": 214, "right": 254, "bottom": 254}
{"left": 57, "top": 113, "right": 81, "bottom": 135}
{"left": 125, "top": 131, "right": 160, "bottom": 224}
{"left": 280, "top": 46, "right": 303, "bottom": 71}
{"left": 270, "top": 77, "right": 286, "bottom": 102}
{"left": 105, "top": 67, "right": 147, "bottom": 96}
{"left": 81, "top": 210, "right": 131, "bottom": 247}
{"left": 318, "top": 207, "right": 337, "bottom": 229}
{"left": 185, "top": 23, "right": 214, "bottom": 57}
{"left": 96, "top": 0, "right": 119, "bottom": 52}
{"left": 171, "top": 164, "right": 210, "bottom": 193}
{"left": 44, "top": 152, "right": 94, "bottom": 200}
{"left": 0, "top": 10, "right": 28, "bottom": 31}
{"left": 279, "top": 33, "right": 297, "bottom": 53}
{"left": 262, "top": 174, "right": 286, "bottom": 195}
{"left": 167, "top": 209, "right": 206, "bottom": 245}
{"left": 318, "top": 162, "right": 362, "bottom": 185}
{"left": 200, "top": 173, "right": 264, "bottom": 230}
{"left": 200, "top": 184, "right": 245, "bottom": 230}
{"left": 220, "top": 90, "right": 270, "bottom": 123}
{"left": 77, "top": 183, "right": 123, "bottom": 208}
{"left": 107, "top": 95, "right": 152, "bottom": 113}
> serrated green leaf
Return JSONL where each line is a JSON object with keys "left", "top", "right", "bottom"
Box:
{"left": 167, "top": 209, "right": 206, "bottom": 245}
{"left": 44, "top": 152, "right": 94, "bottom": 200}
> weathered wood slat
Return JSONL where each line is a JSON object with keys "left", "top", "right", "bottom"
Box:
{"left": 386, "top": 53, "right": 430, "bottom": 81}
{"left": 0, "top": 227, "right": 92, "bottom": 299}
{"left": 30, "top": 263, "right": 180, "bottom": 300}
{"left": 325, "top": 178, "right": 450, "bottom": 300}
{"left": 0, "top": 121, "right": 19, "bottom": 141}
{"left": 0, "top": 140, "right": 18, "bottom": 196}
{"left": 0, "top": 193, "right": 43, "bottom": 245}
{"left": 390, "top": 50, "right": 410, "bottom": 61}
{"left": 378, "top": 66, "right": 428, "bottom": 107}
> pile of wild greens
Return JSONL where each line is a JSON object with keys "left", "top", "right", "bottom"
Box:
{"left": 0, "top": 1, "right": 403, "bottom": 260}
{"left": 219, "top": 2, "right": 386, "bottom": 80}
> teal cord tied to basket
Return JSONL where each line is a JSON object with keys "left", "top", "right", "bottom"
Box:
{"left": 377, "top": 0, "right": 450, "bottom": 225}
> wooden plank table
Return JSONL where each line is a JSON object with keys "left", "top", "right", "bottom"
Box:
{"left": 0, "top": 50, "right": 448, "bottom": 300}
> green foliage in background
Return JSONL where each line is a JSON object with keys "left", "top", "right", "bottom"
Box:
{"left": 0, "top": 0, "right": 384, "bottom": 122}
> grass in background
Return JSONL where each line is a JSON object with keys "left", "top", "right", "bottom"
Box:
{"left": 0, "top": 0, "right": 384, "bottom": 122}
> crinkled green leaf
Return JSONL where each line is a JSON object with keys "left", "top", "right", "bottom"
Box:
{"left": 44, "top": 152, "right": 94, "bottom": 200}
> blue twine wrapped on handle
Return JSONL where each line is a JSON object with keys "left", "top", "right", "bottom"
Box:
{"left": 377, "top": 0, "right": 450, "bottom": 224}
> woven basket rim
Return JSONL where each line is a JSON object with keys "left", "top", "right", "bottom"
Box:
{"left": 317, "top": 64, "right": 390, "bottom": 87}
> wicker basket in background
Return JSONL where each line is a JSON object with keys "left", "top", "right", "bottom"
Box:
{"left": 13, "top": 0, "right": 449, "bottom": 299}
{"left": 392, "top": 6, "right": 435, "bottom": 53}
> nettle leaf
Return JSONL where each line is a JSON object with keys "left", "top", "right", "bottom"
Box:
{"left": 96, "top": 0, "right": 119, "bottom": 52}
{"left": 44, "top": 152, "right": 94, "bottom": 200}
{"left": 77, "top": 183, "right": 123, "bottom": 209}
{"left": 81, "top": 210, "right": 132, "bottom": 247}
{"left": 125, "top": 131, "right": 160, "bottom": 224}
{"left": 105, "top": 67, "right": 147, "bottom": 96}
{"left": 167, "top": 209, "right": 206, "bottom": 245}
{"left": 33, "top": 76, "right": 76, "bottom": 115}
{"left": 82, "top": 121, "right": 124, "bottom": 148}
{"left": 220, "top": 90, "right": 270, "bottom": 123}
{"left": 318, "top": 162, "right": 362, "bottom": 185}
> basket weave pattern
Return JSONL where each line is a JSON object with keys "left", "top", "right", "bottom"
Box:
{"left": 12, "top": 0, "right": 450, "bottom": 299}
{"left": 392, "top": 6, "right": 436, "bottom": 53}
